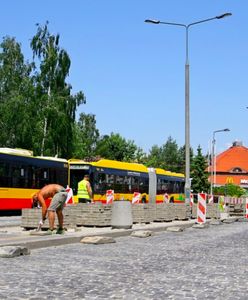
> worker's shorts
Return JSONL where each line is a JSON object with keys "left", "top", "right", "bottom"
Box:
{"left": 48, "top": 189, "right": 67, "bottom": 211}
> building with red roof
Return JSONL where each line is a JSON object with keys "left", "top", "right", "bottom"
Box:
{"left": 209, "top": 141, "right": 248, "bottom": 189}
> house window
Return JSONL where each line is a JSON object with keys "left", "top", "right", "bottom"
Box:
{"left": 232, "top": 167, "right": 242, "bottom": 173}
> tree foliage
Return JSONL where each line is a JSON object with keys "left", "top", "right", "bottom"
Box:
{"left": 213, "top": 184, "right": 245, "bottom": 197}
{"left": 0, "top": 36, "right": 35, "bottom": 149}
{"left": 191, "top": 145, "right": 210, "bottom": 193}
{"left": 30, "top": 22, "right": 85, "bottom": 158}
{"left": 73, "top": 113, "right": 100, "bottom": 158}
{"left": 145, "top": 136, "right": 193, "bottom": 173}
{"left": 95, "top": 133, "right": 144, "bottom": 162}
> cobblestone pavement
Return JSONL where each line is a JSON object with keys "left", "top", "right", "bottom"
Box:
{"left": 0, "top": 221, "right": 247, "bottom": 300}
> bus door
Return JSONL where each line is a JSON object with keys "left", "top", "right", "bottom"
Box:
{"left": 68, "top": 164, "right": 91, "bottom": 199}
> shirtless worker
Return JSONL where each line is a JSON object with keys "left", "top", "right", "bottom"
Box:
{"left": 32, "top": 184, "right": 68, "bottom": 234}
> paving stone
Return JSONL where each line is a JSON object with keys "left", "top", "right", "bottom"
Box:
{"left": 0, "top": 246, "right": 30, "bottom": 258}
{"left": 166, "top": 226, "right": 184, "bottom": 232}
{"left": 222, "top": 218, "right": 237, "bottom": 224}
{"left": 210, "top": 220, "right": 222, "bottom": 225}
{"left": 80, "top": 236, "right": 116, "bottom": 244}
{"left": 130, "top": 230, "right": 153, "bottom": 238}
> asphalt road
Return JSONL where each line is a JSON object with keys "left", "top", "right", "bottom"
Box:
{"left": 0, "top": 220, "right": 247, "bottom": 299}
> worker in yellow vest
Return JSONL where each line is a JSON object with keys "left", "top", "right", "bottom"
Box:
{"left": 77, "top": 174, "right": 93, "bottom": 203}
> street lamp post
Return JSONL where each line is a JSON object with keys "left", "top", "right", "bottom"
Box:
{"left": 145, "top": 13, "right": 232, "bottom": 204}
{"left": 210, "top": 128, "right": 230, "bottom": 195}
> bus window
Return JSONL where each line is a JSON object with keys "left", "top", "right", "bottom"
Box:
{"left": 94, "top": 173, "right": 106, "bottom": 194}
{"left": 131, "top": 177, "right": 139, "bottom": 193}
{"left": 139, "top": 177, "right": 149, "bottom": 194}
{"left": 123, "top": 176, "right": 131, "bottom": 193}
{"left": 0, "top": 162, "right": 10, "bottom": 187}
{"left": 114, "top": 175, "right": 125, "bottom": 193}
{"left": 12, "top": 165, "right": 23, "bottom": 188}
{"left": 106, "top": 174, "right": 115, "bottom": 190}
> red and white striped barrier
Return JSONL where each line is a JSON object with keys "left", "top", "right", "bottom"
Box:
{"left": 132, "top": 192, "right": 141, "bottom": 204}
{"left": 106, "top": 190, "right": 114, "bottom": 204}
{"left": 190, "top": 194, "right": 194, "bottom": 207}
{"left": 163, "top": 193, "right": 169, "bottom": 203}
{"left": 208, "top": 195, "right": 214, "bottom": 204}
{"left": 224, "top": 197, "right": 243, "bottom": 205}
{"left": 246, "top": 198, "right": 248, "bottom": 219}
{"left": 197, "top": 193, "right": 207, "bottom": 223}
{"left": 65, "top": 186, "right": 74, "bottom": 204}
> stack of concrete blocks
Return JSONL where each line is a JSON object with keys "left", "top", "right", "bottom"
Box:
{"left": 154, "top": 203, "right": 174, "bottom": 222}
{"left": 21, "top": 209, "right": 41, "bottom": 229}
{"left": 230, "top": 203, "right": 245, "bottom": 216}
{"left": 173, "top": 204, "right": 191, "bottom": 220}
{"left": 21, "top": 206, "right": 77, "bottom": 229}
{"left": 132, "top": 203, "right": 156, "bottom": 224}
{"left": 191, "top": 204, "right": 197, "bottom": 219}
{"left": 191, "top": 203, "right": 220, "bottom": 219}
{"left": 206, "top": 204, "right": 220, "bottom": 219}
{"left": 75, "top": 203, "right": 112, "bottom": 227}
{"left": 63, "top": 205, "right": 79, "bottom": 228}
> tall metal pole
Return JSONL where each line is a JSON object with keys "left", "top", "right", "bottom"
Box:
{"left": 184, "top": 26, "right": 190, "bottom": 203}
{"left": 210, "top": 132, "right": 215, "bottom": 195}
{"left": 210, "top": 128, "right": 230, "bottom": 195}
{"left": 145, "top": 13, "right": 232, "bottom": 204}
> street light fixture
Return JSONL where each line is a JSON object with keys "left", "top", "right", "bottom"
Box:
{"left": 145, "top": 13, "right": 232, "bottom": 203}
{"left": 210, "top": 128, "right": 230, "bottom": 195}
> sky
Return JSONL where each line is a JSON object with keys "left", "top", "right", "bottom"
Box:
{"left": 1, "top": 1, "right": 247, "bottom": 156}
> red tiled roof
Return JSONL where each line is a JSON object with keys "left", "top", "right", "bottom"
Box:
{"left": 215, "top": 145, "right": 248, "bottom": 172}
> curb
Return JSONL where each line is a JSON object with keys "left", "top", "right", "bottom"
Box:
{"left": 0, "top": 220, "right": 196, "bottom": 250}
{"left": 1, "top": 217, "right": 243, "bottom": 250}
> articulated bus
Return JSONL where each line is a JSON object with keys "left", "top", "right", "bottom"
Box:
{"left": 68, "top": 159, "right": 185, "bottom": 204}
{"left": 0, "top": 148, "right": 185, "bottom": 211}
{"left": 0, "top": 148, "right": 68, "bottom": 211}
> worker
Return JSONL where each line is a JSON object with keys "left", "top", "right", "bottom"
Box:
{"left": 77, "top": 174, "right": 93, "bottom": 203}
{"left": 32, "top": 184, "right": 68, "bottom": 234}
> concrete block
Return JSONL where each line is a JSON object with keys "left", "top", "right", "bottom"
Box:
{"left": 166, "top": 226, "right": 184, "bottom": 232}
{"left": 0, "top": 246, "right": 30, "bottom": 258}
{"left": 210, "top": 220, "right": 222, "bottom": 226}
{"left": 131, "top": 230, "right": 153, "bottom": 238}
{"left": 222, "top": 218, "right": 237, "bottom": 224}
{"left": 80, "top": 236, "right": 116, "bottom": 244}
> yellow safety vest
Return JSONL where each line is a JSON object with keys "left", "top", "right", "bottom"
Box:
{"left": 77, "top": 179, "right": 90, "bottom": 199}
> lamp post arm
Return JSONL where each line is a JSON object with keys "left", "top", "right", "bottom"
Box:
{"left": 159, "top": 21, "right": 186, "bottom": 28}
{"left": 188, "top": 16, "right": 218, "bottom": 28}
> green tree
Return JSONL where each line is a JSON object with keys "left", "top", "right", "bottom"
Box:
{"left": 146, "top": 145, "right": 163, "bottom": 168}
{"left": 30, "top": 22, "right": 85, "bottom": 158}
{"left": 73, "top": 113, "right": 100, "bottom": 158}
{"left": 191, "top": 145, "right": 210, "bottom": 193}
{"left": 146, "top": 138, "right": 195, "bottom": 173}
{"left": 177, "top": 145, "right": 194, "bottom": 174}
{"left": 160, "top": 136, "right": 179, "bottom": 171}
{"left": 95, "top": 133, "right": 140, "bottom": 162}
{"left": 213, "top": 184, "right": 245, "bottom": 197}
{"left": 0, "top": 36, "right": 35, "bottom": 149}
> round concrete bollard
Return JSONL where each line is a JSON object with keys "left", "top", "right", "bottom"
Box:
{"left": 111, "top": 200, "right": 133, "bottom": 229}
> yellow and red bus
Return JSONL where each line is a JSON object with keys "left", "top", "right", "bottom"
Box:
{"left": 68, "top": 158, "right": 185, "bottom": 204}
{"left": 0, "top": 148, "right": 185, "bottom": 211}
{"left": 0, "top": 148, "right": 68, "bottom": 211}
